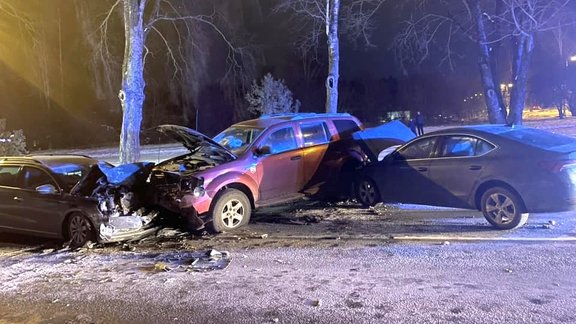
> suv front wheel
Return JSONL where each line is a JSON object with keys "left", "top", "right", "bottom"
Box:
{"left": 210, "top": 189, "right": 252, "bottom": 232}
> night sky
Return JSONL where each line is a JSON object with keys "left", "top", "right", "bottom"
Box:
{"left": 0, "top": 0, "right": 573, "bottom": 149}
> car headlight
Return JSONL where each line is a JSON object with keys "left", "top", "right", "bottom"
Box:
{"left": 193, "top": 186, "right": 206, "bottom": 198}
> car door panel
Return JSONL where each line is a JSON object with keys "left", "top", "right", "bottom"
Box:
{"left": 381, "top": 158, "right": 436, "bottom": 204}
{"left": 0, "top": 187, "right": 25, "bottom": 231}
{"left": 428, "top": 135, "right": 493, "bottom": 208}
{"left": 376, "top": 136, "right": 441, "bottom": 205}
{"left": 0, "top": 166, "right": 23, "bottom": 231}
{"left": 10, "top": 189, "right": 66, "bottom": 235}
{"left": 3, "top": 166, "right": 67, "bottom": 235}
{"left": 257, "top": 151, "right": 303, "bottom": 201}
{"left": 298, "top": 121, "right": 336, "bottom": 191}
{"left": 255, "top": 126, "right": 303, "bottom": 201}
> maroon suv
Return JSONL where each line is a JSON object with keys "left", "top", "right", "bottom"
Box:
{"left": 149, "top": 113, "right": 365, "bottom": 232}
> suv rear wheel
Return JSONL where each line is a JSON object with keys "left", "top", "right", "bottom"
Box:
{"left": 210, "top": 189, "right": 251, "bottom": 233}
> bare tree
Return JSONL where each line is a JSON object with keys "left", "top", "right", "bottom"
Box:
{"left": 276, "top": 0, "right": 385, "bottom": 114}
{"left": 99, "top": 0, "right": 254, "bottom": 163}
{"left": 394, "top": 0, "right": 575, "bottom": 124}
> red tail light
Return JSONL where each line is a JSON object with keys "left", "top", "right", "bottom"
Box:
{"left": 539, "top": 160, "right": 576, "bottom": 172}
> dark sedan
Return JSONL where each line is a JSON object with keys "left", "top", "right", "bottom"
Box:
{"left": 355, "top": 125, "right": 576, "bottom": 229}
{"left": 0, "top": 155, "right": 158, "bottom": 247}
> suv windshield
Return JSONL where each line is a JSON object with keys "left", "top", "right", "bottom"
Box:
{"left": 214, "top": 126, "right": 264, "bottom": 154}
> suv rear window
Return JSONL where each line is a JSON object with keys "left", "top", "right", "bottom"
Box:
{"left": 333, "top": 119, "right": 361, "bottom": 139}
{"left": 300, "top": 122, "right": 330, "bottom": 147}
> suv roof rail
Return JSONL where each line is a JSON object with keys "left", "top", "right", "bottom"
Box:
{"left": 0, "top": 156, "right": 42, "bottom": 164}
{"left": 27, "top": 153, "right": 94, "bottom": 159}
{"left": 260, "top": 112, "right": 352, "bottom": 120}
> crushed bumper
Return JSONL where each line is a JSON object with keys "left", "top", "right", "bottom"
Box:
{"left": 98, "top": 215, "right": 159, "bottom": 243}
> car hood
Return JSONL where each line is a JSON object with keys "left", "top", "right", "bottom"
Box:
{"left": 353, "top": 120, "right": 416, "bottom": 162}
{"left": 156, "top": 125, "right": 236, "bottom": 160}
{"left": 71, "top": 162, "right": 155, "bottom": 197}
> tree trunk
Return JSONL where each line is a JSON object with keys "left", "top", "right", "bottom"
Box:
{"left": 119, "top": 0, "right": 146, "bottom": 164}
{"left": 472, "top": 0, "right": 506, "bottom": 124}
{"left": 507, "top": 33, "right": 534, "bottom": 126}
{"left": 325, "top": 0, "right": 340, "bottom": 113}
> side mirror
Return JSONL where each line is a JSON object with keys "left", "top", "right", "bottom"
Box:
{"left": 377, "top": 145, "right": 401, "bottom": 161}
{"left": 36, "top": 184, "right": 58, "bottom": 195}
{"left": 254, "top": 146, "right": 272, "bottom": 156}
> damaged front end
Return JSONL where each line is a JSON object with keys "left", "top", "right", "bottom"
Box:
{"left": 148, "top": 164, "right": 207, "bottom": 231}
{"left": 72, "top": 162, "right": 161, "bottom": 243}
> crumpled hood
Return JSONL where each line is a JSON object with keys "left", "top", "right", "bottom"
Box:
{"left": 71, "top": 162, "right": 155, "bottom": 197}
{"left": 156, "top": 125, "right": 236, "bottom": 160}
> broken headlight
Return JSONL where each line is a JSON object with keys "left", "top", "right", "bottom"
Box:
{"left": 193, "top": 186, "right": 206, "bottom": 198}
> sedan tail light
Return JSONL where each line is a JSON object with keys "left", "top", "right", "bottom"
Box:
{"left": 538, "top": 160, "right": 576, "bottom": 173}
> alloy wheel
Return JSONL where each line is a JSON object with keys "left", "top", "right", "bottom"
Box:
{"left": 220, "top": 198, "right": 245, "bottom": 229}
{"left": 68, "top": 214, "right": 90, "bottom": 247}
{"left": 358, "top": 179, "right": 377, "bottom": 206}
{"left": 484, "top": 192, "right": 516, "bottom": 225}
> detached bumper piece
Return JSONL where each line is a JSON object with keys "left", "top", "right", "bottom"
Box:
{"left": 99, "top": 213, "right": 159, "bottom": 243}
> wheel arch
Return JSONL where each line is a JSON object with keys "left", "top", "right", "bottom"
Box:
{"left": 61, "top": 210, "right": 97, "bottom": 241}
{"left": 211, "top": 182, "right": 255, "bottom": 212}
{"left": 474, "top": 180, "right": 526, "bottom": 212}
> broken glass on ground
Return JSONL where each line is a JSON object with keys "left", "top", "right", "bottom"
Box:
{"left": 252, "top": 214, "right": 322, "bottom": 225}
{"left": 142, "top": 249, "right": 231, "bottom": 273}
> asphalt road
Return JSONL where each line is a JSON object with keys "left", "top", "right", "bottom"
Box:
{"left": 1, "top": 203, "right": 576, "bottom": 323}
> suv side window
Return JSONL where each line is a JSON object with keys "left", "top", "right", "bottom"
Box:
{"left": 299, "top": 122, "right": 330, "bottom": 147}
{"left": 0, "top": 166, "right": 20, "bottom": 187}
{"left": 333, "top": 119, "right": 361, "bottom": 139}
{"left": 260, "top": 127, "right": 298, "bottom": 154}
{"left": 22, "top": 167, "right": 57, "bottom": 190}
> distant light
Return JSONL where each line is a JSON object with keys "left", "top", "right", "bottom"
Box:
{"left": 508, "top": 83, "right": 514, "bottom": 88}
{"left": 570, "top": 55, "right": 576, "bottom": 62}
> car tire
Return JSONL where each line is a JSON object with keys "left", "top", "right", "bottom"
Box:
{"left": 480, "top": 187, "right": 529, "bottom": 230}
{"left": 356, "top": 177, "right": 380, "bottom": 207}
{"left": 209, "top": 189, "right": 251, "bottom": 233}
{"left": 66, "top": 213, "right": 94, "bottom": 248}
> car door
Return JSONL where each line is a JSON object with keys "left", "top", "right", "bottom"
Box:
{"left": 377, "top": 136, "right": 440, "bottom": 205}
{"left": 428, "top": 135, "right": 495, "bottom": 208}
{"left": 255, "top": 126, "right": 303, "bottom": 201}
{"left": 9, "top": 166, "right": 66, "bottom": 236}
{"left": 298, "top": 121, "right": 334, "bottom": 191}
{"left": 0, "top": 165, "right": 23, "bottom": 231}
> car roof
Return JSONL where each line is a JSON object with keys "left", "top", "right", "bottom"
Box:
{"left": 425, "top": 124, "right": 516, "bottom": 134}
{"left": 233, "top": 113, "right": 357, "bottom": 128}
{"left": 0, "top": 155, "right": 99, "bottom": 168}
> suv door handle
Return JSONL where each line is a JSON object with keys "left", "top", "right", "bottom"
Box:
{"left": 469, "top": 165, "right": 482, "bottom": 171}
{"left": 13, "top": 196, "right": 23, "bottom": 202}
{"left": 416, "top": 167, "right": 428, "bottom": 172}
{"left": 290, "top": 155, "right": 302, "bottom": 161}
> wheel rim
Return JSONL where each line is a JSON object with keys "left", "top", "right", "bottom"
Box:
{"left": 69, "top": 215, "right": 89, "bottom": 246}
{"left": 484, "top": 192, "right": 516, "bottom": 225}
{"left": 358, "top": 180, "right": 376, "bottom": 205}
{"left": 219, "top": 198, "right": 245, "bottom": 229}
